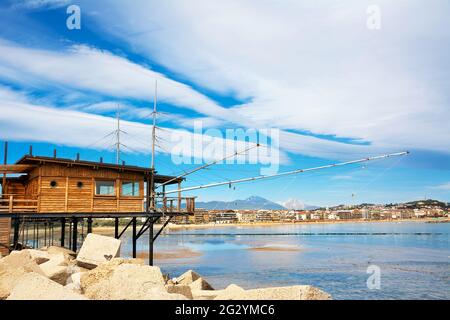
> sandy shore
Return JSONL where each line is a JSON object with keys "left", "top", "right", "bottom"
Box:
{"left": 163, "top": 217, "right": 450, "bottom": 231}
{"left": 247, "top": 246, "right": 302, "bottom": 252}
{"left": 92, "top": 217, "right": 449, "bottom": 234}
{"left": 135, "top": 247, "right": 202, "bottom": 260}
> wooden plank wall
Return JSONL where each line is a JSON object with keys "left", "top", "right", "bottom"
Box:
{"left": 33, "top": 164, "right": 145, "bottom": 213}
{"left": 67, "top": 177, "right": 93, "bottom": 212}
{"left": 5, "top": 181, "right": 26, "bottom": 199}
{"left": 0, "top": 218, "right": 10, "bottom": 256}
{"left": 39, "top": 176, "right": 67, "bottom": 212}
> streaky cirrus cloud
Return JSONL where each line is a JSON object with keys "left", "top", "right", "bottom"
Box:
{"left": 0, "top": 39, "right": 229, "bottom": 118}
{"left": 0, "top": 86, "right": 283, "bottom": 166}
{"left": 77, "top": 0, "right": 450, "bottom": 155}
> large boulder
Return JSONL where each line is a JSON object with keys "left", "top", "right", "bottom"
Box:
{"left": 65, "top": 263, "right": 89, "bottom": 278}
{"left": 41, "top": 246, "right": 76, "bottom": 260}
{"left": 39, "top": 253, "right": 71, "bottom": 285}
{"left": 189, "top": 277, "right": 214, "bottom": 291}
{"left": 76, "top": 234, "right": 121, "bottom": 269}
{"left": 65, "top": 283, "right": 82, "bottom": 295}
{"left": 214, "top": 285, "right": 331, "bottom": 300}
{"left": 191, "top": 284, "right": 245, "bottom": 300}
{"left": 67, "top": 272, "right": 82, "bottom": 289}
{"left": 176, "top": 270, "right": 204, "bottom": 285}
{"left": 81, "top": 262, "right": 184, "bottom": 300}
{"left": 165, "top": 284, "right": 193, "bottom": 299}
{"left": 7, "top": 272, "right": 87, "bottom": 300}
{"left": 11, "top": 249, "right": 50, "bottom": 265}
{"left": 211, "top": 284, "right": 246, "bottom": 300}
{"left": 0, "top": 251, "right": 44, "bottom": 299}
{"left": 80, "top": 258, "right": 144, "bottom": 291}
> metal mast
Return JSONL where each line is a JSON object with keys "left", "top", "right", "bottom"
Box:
{"left": 116, "top": 104, "right": 121, "bottom": 165}
{"left": 163, "top": 151, "right": 409, "bottom": 195}
{"left": 151, "top": 80, "right": 157, "bottom": 170}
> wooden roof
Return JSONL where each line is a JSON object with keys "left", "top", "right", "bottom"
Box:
{"left": 10, "top": 155, "right": 183, "bottom": 185}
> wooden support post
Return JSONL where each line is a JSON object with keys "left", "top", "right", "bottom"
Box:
{"left": 178, "top": 181, "right": 182, "bottom": 210}
{"left": 132, "top": 218, "right": 137, "bottom": 258}
{"left": 64, "top": 177, "right": 69, "bottom": 212}
{"left": 146, "top": 175, "right": 151, "bottom": 212}
{"left": 13, "top": 218, "right": 20, "bottom": 250}
{"left": 114, "top": 218, "right": 119, "bottom": 239}
{"left": 150, "top": 173, "right": 155, "bottom": 210}
{"left": 116, "top": 179, "right": 120, "bottom": 212}
{"left": 149, "top": 219, "right": 154, "bottom": 266}
{"left": 2, "top": 141, "right": 7, "bottom": 194}
{"left": 9, "top": 195, "right": 13, "bottom": 213}
{"left": 60, "top": 218, "right": 66, "bottom": 247}
{"left": 72, "top": 218, "right": 78, "bottom": 252}
{"left": 87, "top": 218, "right": 93, "bottom": 234}
{"left": 90, "top": 178, "right": 94, "bottom": 212}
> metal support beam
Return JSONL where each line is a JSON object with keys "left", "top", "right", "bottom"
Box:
{"left": 149, "top": 219, "right": 154, "bottom": 266}
{"left": 132, "top": 218, "right": 137, "bottom": 258}
{"left": 114, "top": 218, "right": 119, "bottom": 239}
{"left": 153, "top": 216, "right": 173, "bottom": 242}
{"left": 118, "top": 218, "right": 134, "bottom": 239}
{"left": 136, "top": 217, "right": 159, "bottom": 239}
{"left": 72, "top": 218, "right": 78, "bottom": 252}
{"left": 60, "top": 218, "right": 65, "bottom": 247}
{"left": 87, "top": 218, "right": 93, "bottom": 234}
{"left": 13, "top": 218, "right": 20, "bottom": 250}
{"left": 137, "top": 217, "right": 151, "bottom": 238}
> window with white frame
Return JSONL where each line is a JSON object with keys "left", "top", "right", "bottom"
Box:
{"left": 95, "top": 180, "right": 115, "bottom": 196}
{"left": 121, "top": 181, "right": 140, "bottom": 197}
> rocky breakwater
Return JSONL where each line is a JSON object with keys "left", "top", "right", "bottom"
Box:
{"left": 0, "top": 233, "right": 331, "bottom": 300}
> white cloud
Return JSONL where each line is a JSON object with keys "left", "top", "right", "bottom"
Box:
{"left": 77, "top": 0, "right": 450, "bottom": 156}
{"left": 0, "top": 87, "right": 281, "bottom": 166}
{"left": 431, "top": 182, "right": 450, "bottom": 191}
{"left": 0, "top": 40, "right": 228, "bottom": 118}
{"left": 0, "top": 40, "right": 402, "bottom": 163}
{"left": 331, "top": 175, "right": 353, "bottom": 181}
{"left": 12, "top": 0, "right": 71, "bottom": 9}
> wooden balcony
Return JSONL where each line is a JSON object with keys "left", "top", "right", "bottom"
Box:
{"left": 0, "top": 194, "right": 38, "bottom": 213}
{"left": 158, "top": 196, "right": 196, "bottom": 214}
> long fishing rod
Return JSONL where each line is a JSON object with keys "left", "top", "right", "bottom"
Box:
{"left": 162, "top": 151, "right": 409, "bottom": 195}
{"left": 156, "top": 143, "right": 261, "bottom": 189}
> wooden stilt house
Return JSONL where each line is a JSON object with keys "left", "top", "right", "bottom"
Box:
{"left": 0, "top": 154, "right": 195, "bottom": 255}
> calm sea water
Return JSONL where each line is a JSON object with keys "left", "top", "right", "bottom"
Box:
{"left": 122, "top": 221, "right": 450, "bottom": 300}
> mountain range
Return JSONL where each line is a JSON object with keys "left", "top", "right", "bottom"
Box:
{"left": 195, "top": 196, "right": 319, "bottom": 210}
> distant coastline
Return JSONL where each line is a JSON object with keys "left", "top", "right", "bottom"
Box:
{"left": 93, "top": 217, "right": 450, "bottom": 234}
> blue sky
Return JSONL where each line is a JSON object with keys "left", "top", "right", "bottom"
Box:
{"left": 0, "top": 0, "right": 449, "bottom": 208}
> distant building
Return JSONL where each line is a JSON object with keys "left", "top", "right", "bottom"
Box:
{"left": 211, "top": 211, "right": 238, "bottom": 224}
{"left": 256, "top": 210, "right": 272, "bottom": 222}
{"left": 236, "top": 211, "right": 257, "bottom": 223}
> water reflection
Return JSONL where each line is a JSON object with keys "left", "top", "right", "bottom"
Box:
{"left": 119, "top": 222, "right": 449, "bottom": 299}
